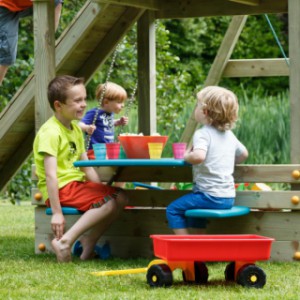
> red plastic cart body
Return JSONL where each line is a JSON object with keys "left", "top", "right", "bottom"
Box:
{"left": 151, "top": 234, "right": 274, "bottom": 262}
{"left": 147, "top": 234, "right": 274, "bottom": 288}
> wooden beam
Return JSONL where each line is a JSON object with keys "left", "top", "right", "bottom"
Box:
{"left": 207, "top": 211, "right": 300, "bottom": 244}
{"left": 31, "top": 185, "right": 300, "bottom": 210}
{"left": 76, "top": 7, "right": 144, "bottom": 81}
{"left": 236, "top": 190, "right": 300, "bottom": 210}
{"left": 0, "top": 130, "right": 35, "bottom": 190}
{"left": 155, "top": 0, "right": 287, "bottom": 19}
{"left": 92, "top": 0, "right": 161, "bottom": 10}
{"left": 228, "top": 0, "right": 260, "bottom": 6}
{"left": 137, "top": 11, "right": 157, "bottom": 135}
{"left": 0, "top": 76, "right": 34, "bottom": 140}
{"left": 289, "top": 0, "right": 300, "bottom": 164}
{"left": 86, "top": 164, "right": 300, "bottom": 183}
{"left": 33, "top": 0, "right": 55, "bottom": 131}
{"left": 180, "top": 15, "right": 247, "bottom": 144}
{"left": 55, "top": 1, "right": 108, "bottom": 71}
{"left": 223, "top": 58, "right": 290, "bottom": 77}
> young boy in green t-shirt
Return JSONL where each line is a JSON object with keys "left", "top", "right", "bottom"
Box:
{"left": 33, "top": 75, "right": 128, "bottom": 262}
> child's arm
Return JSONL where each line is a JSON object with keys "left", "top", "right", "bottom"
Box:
{"left": 80, "top": 152, "right": 101, "bottom": 183}
{"left": 44, "top": 154, "right": 65, "bottom": 240}
{"left": 78, "top": 121, "right": 96, "bottom": 135}
{"left": 184, "top": 147, "right": 206, "bottom": 165}
{"left": 235, "top": 148, "right": 249, "bottom": 164}
{"left": 114, "top": 116, "right": 129, "bottom": 127}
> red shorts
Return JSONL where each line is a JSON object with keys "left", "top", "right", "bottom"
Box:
{"left": 45, "top": 181, "right": 120, "bottom": 212}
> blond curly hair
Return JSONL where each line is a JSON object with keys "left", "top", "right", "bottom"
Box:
{"left": 197, "top": 86, "right": 239, "bottom": 131}
{"left": 95, "top": 81, "right": 127, "bottom": 104}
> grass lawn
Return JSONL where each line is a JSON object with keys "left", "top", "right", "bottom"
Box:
{"left": 0, "top": 201, "right": 299, "bottom": 300}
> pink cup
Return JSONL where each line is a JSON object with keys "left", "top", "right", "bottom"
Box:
{"left": 106, "top": 143, "right": 120, "bottom": 159}
{"left": 172, "top": 143, "right": 187, "bottom": 159}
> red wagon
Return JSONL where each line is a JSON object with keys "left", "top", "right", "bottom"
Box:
{"left": 147, "top": 234, "right": 274, "bottom": 288}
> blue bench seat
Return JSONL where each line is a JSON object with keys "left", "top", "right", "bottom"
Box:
{"left": 45, "top": 207, "right": 83, "bottom": 215}
{"left": 185, "top": 206, "right": 250, "bottom": 219}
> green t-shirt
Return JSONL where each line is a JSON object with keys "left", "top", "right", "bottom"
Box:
{"left": 33, "top": 116, "right": 86, "bottom": 200}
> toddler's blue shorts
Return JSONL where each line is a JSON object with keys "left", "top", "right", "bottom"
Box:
{"left": 166, "top": 191, "right": 234, "bottom": 229}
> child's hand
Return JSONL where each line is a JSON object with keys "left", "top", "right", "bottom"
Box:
{"left": 118, "top": 116, "right": 129, "bottom": 126}
{"left": 51, "top": 213, "right": 65, "bottom": 240}
{"left": 86, "top": 124, "right": 96, "bottom": 135}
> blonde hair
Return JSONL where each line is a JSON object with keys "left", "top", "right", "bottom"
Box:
{"left": 95, "top": 82, "right": 127, "bottom": 104}
{"left": 197, "top": 86, "right": 239, "bottom": 131}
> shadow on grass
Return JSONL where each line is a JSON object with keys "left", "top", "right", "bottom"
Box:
{"left": 170, "top": 279, "right": 237, "bottom": 288}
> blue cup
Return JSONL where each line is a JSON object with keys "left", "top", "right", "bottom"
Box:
{"left": 92, "top": 143, "right": 106, "bottom": 160}
{"left": 119, "top": 146, "right": 127, "bottom": 159}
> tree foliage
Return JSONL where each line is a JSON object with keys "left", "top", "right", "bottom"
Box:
{"left": 163, "top": 14, "right": 289, "bottom": 96}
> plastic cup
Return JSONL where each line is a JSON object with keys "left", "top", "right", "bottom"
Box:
{"left": 119, "top": 146, "right": 127, "bottom": 159}
{"left": 106, "top": 143, "right": 121, "bottom": 159}
{"left": 172, "top": 143, "right": 187, "bottom": 159}
{"left": 148, "top": 143, "right": 163, "bottom": 159}
{"left": 92, "top": 143, "right": 106, "bottom": 160}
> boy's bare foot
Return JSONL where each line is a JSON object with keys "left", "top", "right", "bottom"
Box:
{"left": 79, "top": 236, "right": 97, "bottom": 260}
{"left": 51, "top": 239, "right": 72, "bottom": 263}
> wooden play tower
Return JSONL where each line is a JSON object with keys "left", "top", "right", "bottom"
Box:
{"left": 2, "top": 0, "right": 300, "bottom": 261}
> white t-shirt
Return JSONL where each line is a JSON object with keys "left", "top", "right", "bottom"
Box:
{"left": 192, "top": 125, "right": 247, "bottom": 198}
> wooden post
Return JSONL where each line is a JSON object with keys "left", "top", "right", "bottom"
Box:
{"left": 180, "top": 15, "right": 247, "bottom": 144}
{"left": 33, "top": 0, "right": 55, "bottom": 132}
{"left": 289, "top": 0, "right": 300, "bottom": 164}
{"left": 137, "top": 11, "right": 156, "bottom": 135}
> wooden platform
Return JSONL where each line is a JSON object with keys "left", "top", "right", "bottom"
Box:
{"left": 32, "top": 163, "right": 300, "bottom": 261}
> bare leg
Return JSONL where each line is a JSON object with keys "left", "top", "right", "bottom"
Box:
{"left": 79, "top": 216, "right": 114, "bottom": 260}
{"left": 173, "top": 228, "right": 190, "bottom": 235}
{"left": 79, "top": 191, "right": 127, "bottom": 260}
{"left": 188, "top": 228, "right": 206, "bottom": 234}
{"left": 0, "top": 65, "right": 9, "bottom": 86}
{"left": 51, "top": 191, "right": 127, "bottom": 262}
{"left": 113, "top": 182, "right": 125, "bottom": 188}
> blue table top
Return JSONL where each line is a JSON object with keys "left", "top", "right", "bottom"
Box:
{"left": 74, "top": 158, "right": 190, "bottom": 167}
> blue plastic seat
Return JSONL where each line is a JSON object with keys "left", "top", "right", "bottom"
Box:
{"left": 185, "top": 206, "right": 250, "bottom": 219}
{"left": 45, "top": 207, "right": 83, "bottom": 215}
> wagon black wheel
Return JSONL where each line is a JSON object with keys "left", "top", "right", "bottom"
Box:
{"left": 224, "top": 262, "right": 235, "bottom": 281}
{"left": 194, "top": 261, "right": 208, "bottom": 284}
{"left": 147, "top": 264, "right": 173, "bottom": 287}
{"left": 182, "top": 270, "right": 188, "bottom": 282}
{"left": 237, "top": 264, "right": 266, "bottom": 288}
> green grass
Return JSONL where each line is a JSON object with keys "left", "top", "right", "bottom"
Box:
{"left": 1, "top": 201, "right": 300, "bottom": 299}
